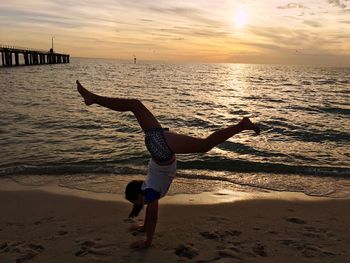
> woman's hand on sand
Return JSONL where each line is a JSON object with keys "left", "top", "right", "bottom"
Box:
{"left": 130, "top": 239, "right": 150, "bottom": 249}
{"left": 129, "top": 224, "right": 145, "bottom": 232}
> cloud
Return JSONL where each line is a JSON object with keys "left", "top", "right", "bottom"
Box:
{"left": 148, "top": 6, "right": 224, "bottom": 27}
{"left": 303, "top": 20, "right": 323, "bottom": 27}
{"left": 277, "top": 3, "right": 306, "bottom": 9}
{"left": 327, "top": 0, "right": 347, "bottom": 9}
{"left": 158, "top": 25, "right": 230, "bottom": 39}
{"left": 0, "top": 4, "right": 137, "bottom": 30}
{"left": 0, "top": 8, "right": 82, "bottom": 28}
{"left": 246, "top": 25, "right": 343, "bottom": 55}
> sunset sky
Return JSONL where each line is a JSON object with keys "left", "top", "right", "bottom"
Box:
{"left": 0, "top": 0, "right": 349, "bottom": 66}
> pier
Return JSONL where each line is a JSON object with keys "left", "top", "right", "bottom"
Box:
{"left": 0, "top": 44, "right": 70, "bottom": 67}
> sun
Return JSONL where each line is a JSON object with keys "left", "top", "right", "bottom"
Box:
{"left": 234, "top": 6, "right": 248, "bottom": 28}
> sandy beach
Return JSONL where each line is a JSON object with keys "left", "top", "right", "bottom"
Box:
{"left": 0, "top": 183, "right": 349, "bottom": 263}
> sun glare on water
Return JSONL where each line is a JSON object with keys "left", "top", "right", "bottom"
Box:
{"left": 234, "top": 6, "right": 248, "bottom": 28}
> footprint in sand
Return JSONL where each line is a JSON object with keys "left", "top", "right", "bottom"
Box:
{"left": 75, "top": 240, "right": 96, "bottom": 257}
{"left": 224, "top": 230, "right": 242, "bottom": 237}
{"left": 302, "top": 232, "right": 322, "bottom": 238}
{"left": 229, "top": 246, "right": 240, "bottom": 253}
{"left": 301, "top": 245, "right": 333, "bottom": 259}
{"left": 217, "top": 249, "right": 242, "bottom": 260}
{"left": 230, "top": 241, "right": 244, "bottom": 248}
{"left": 280, "top": 239, "right": 336, "bottom": 259}
{"left": 75, "top": 240, "right": 116, "bottom": 258}
{"left": 58, "top": 231, "right": 68, "bottom": 236}
{"left": 33, "top": 216, "right": 54, "bottom": 225}
{"left": 28, "top": 244, "right": 44, "bottom": 251}
{"left": 0, "top": 241, "right": 45, "bottom": 263}
{"left": 252, "top": 242, "right": 267, "bottom": 257}
{"left": 207, "top": 216, "right": 229, "bottom": 223}
{"left": 302, "top": 226, "right": 335, "bottom": 240}
{"left": 200, "top": 230, "right": 242, "bottom": 241}
{"left": 175, "top": 243, "right": 199, "bottom": 259}
{"left": 200, "top": 231, "right": 220, "bottom": 240}
{"left": 215, "top": 245, "right": 226, "bottom": 250}
{"left": 286, "top": 217, "right": 306, "bottom": 224}
{"left": 6, "top": 222, "right": 23, "bottom": 227}
{"left": 0, "top": 242, "right": 10, "bottom": 253}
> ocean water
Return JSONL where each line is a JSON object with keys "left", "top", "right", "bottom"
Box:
{"left": 1, "top": 58, "right": 349, "bottom": 198}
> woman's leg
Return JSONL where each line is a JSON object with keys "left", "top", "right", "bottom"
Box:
{"left": 76, "top": 80, "right": 161, "bottom": 132}
{"left": 164, "top": 118, "right": 260, "bottom": 154}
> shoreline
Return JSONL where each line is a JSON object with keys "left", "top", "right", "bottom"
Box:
{"left": 0, "top": 177, "right": 340, "bottom": 205}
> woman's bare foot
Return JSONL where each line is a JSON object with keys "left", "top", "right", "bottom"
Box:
{"left": 239, "top": 117, "right": 261, "bottom": 134}
{"left": 76, "top": 80, "right": 96, "bottom": 106}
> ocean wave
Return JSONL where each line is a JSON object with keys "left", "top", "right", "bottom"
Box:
{"left": 0, "top": 163, "right": 146, "bottom": 176}
{"left": 301, "top": 80, "right": 312, "bottom": 85}
{"left": 179, "top": 159, "right": 350, "bottom": 177}
{"left": 262, "top": 119, "right": 350, "bottom": 143}
{"left": 217, "top": 141, "right": 289, "bottom": 159}
{"left": 1, "top": 160, "right": 348, "bottom": 178}
{"left": 286, "top": 105, "right": 319, "bottom": 114}
{"left": 317, "top": 106, "right": 350, "bottom": 116}
{"left": 316, "top": 79, "right": 337, "bottom": 85}
{"left": 282, "top": 83, "right": 298, "bottom": 86}
{"left": 290, "top": 129, "right": 350, "bottom": 143}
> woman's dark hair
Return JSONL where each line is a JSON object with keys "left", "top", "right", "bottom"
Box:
{"left": 125, "top": 180, "right": 144, "bottom": 218}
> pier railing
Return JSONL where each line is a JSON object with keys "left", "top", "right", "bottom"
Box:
{"left": 0, "top": 44, "right": 70, "bottom": 67}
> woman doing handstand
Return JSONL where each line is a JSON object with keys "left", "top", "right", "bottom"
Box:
{"left": 76, "top": 80, "right": 260, "bottom": 248}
